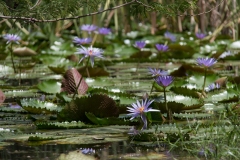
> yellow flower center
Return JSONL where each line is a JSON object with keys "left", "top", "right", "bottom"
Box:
{"left": 89, "top": 50, "right": 93, "bottom": 55}
{"left": 138, "top": 106, "right": 144, "bottom": 113}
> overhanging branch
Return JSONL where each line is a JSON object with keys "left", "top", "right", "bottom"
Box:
{"left": 0, "top": 0, "right": 136, "bottom": 23}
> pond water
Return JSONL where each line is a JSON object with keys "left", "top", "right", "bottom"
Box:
{"left": 0, "top": 60, "right": 239, "bottom": 160}
{"left": 0, "top": 141, "right": 197, "bottom": 160}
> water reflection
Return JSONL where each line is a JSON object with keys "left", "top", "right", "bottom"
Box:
{"left": 0, "top": 141, "right": 190, "bottom": 160}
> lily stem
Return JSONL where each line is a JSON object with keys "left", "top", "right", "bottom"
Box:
{"left": 201, "top": 68, "right": 207, "bottom": 97}
{"left": 10, "top": 43, "right": 16, "bottom": 73}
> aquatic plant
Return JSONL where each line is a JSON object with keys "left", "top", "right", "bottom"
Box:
{"left": 134, "top": 41, "right": 146, "bottom": 50}
{"left": 195, "top": 33, "right": 206, "bottom": 39}
{"left": 73, "top": 37, "right": 92, "bottom": 45}
{"left": 3, "top": 34, "right": 21, "bottom": 73}
{"left": 75, "top": 45, "right": 104, "bottom": 67}
{"left": 61, "top": 68, "right": 88, "bottom": 95}
{"left": 164, "top": 32, "right": 176, "bottom": 42}
{"left": 81, "top": 24, "right": 98, "bottom": 34}
{"left": 196, "top": 57, "right": 217, "bottom": 96}
{"left": 155, "top": 75, "right": 174, "bottom": 120}
{"left": 127, "top": 99, "right": 159, "bottom": 129}
{"left": 98, "top": 27, "right": 111, "bottom": 35}
{"left": 155, "top": 44, "right": 168, "bottom": 52}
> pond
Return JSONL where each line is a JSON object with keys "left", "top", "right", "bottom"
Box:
{"left": 1, "top": 37, "right": 240, "bottom": 160}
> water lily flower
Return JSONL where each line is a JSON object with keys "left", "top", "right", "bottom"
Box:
{"left": 75, "top": 45, "right": 104, "bottom": 67}
{"left": 81, "top": 148, "right": 95, "bottom": 154}
{"left": 134, "top": 41, "right": 146, "bottom": 50}
{"left": 73, "top": 37, "right": 92, "bottom": 45}
{"left": 98, "top": 27, "right": 111, "bottom": 35}
{"left": 3, "top": 34, "right": 21, "bottom": 44}
{"left": 164, "top": 31, "right": 176, "bottom": 42}
{"left": 196, "top": 57, "right": 217, "bottom": 67}
{"left": 155, "top": 75, "right": 174, "bottom": 88}
{"left": 206, "top": 83, "right": 220, "bottom": 92}
{"left": 155, "top": 44, "right": 168, "bottom": 52}
{"left": 81, "top": 24, "right": 98, "bottom": 34}
{"left": 195, "top": 33, "right": 206, "bottom": 39}
{"left": 127, "top": 99, "right": 159, "bottom": 129}
{"left": 219, "top": 51, "right": 232, "bottom": 59}
{"left": 149, "top": 68, "right": 168, "bottom": 77}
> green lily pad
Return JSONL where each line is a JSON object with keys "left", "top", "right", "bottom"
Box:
{"left": 37, "top": 79, "right": 61, "bottom": 94}
{"left": 20, "top": 99, "right": 62, "bottom": 114}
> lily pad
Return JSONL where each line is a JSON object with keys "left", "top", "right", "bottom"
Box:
{"left": 20, "top": 99, "right": 61, "bottom": 114}
{"left": 37, "top": 79, "right": 61, "bottom": 94}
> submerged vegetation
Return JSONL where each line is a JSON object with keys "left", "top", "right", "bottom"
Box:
{"left": 0, "top": 0, "right": 240, "bottom": 159}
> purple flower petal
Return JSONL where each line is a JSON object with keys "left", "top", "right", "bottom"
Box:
{"left": 81, "top": 24, "right": 98, "bottom": 34}
{"left": 3, "top": 34, "right": 21, "bottom": 44}
{"left": 164, "top": 32, "right": 176, "bottom": 42}
{"left": 155, "top": 44, "right": 168, "bottom": 52}
{"left": 75, "top": 45, "right": 104, "bottom": 67}
{"left": 134, "top": 41, "right": 146, "bottom": 50}
{"left": 195, "top": 33, "right": 206, "bottom": 39}
{"left": 155, "top": 75, "right": 174, "bottom": 87}
{"left": 73, "top": 37, "right": 92, "bottom": 45}
{"left": 98, "top": 27, "right": 111, "bottom": 35}
{"left": 196, "top": 57, "right": 217, "bottom": 67}
{"left": 127, "top": 99, "right": 159, "bottom": 129}
{"left": 149, "top": 68, "right": 168, "bottom": 77}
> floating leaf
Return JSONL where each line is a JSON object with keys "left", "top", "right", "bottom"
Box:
{"left": 36, "top": 121, "right": 89, "bottom": 129}
{"left": 153, "top": 101, "right": 185, "bottom": 113}
{"left": 20, "top": 99, "right": 62, "bottom": 114}
{"left": 85, "top": 112, "right": 131, "bottom": 125}
{"left": 130, "top": 51, "right": 152, "bottom": 59}
{"left": 78, "top": 66, "right": 109, "bottom": 77}
{"left": 48, "top": 65, "right": 66, "bottom": 74}
{"left": 171, "top": 64, "right": 215, "bottom": 77}
{"left": 170, "top": 86, "right": 200, "bottom": 98}
{"left": 37, "top": 79, "right": 61, "bottom": 94}
{"left": 58, "top": 94, "right": 119, "bottom": 122}
{"left": 13, "top": 47, "right": 37, "bottom": 57}
{"left": 173, "top": 113, "right": 213, "bottom": 119}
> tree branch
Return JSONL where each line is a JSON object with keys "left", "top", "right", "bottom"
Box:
{"left": 135, "top": 0, "right": 226, "bottom": 17}
{"left": 0, "top": 0, "right": 136, "bottom": 23}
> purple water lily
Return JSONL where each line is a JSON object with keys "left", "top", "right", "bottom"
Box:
{"left": 127, "top": 99, "right": 159, "bottom": 129}
{"left": 155, "top": 75, "right": 174, "bottom": 88}
{"left": 155, "top": 44, "right": 168, "bottom": 52}
{"left": 196, "top": 57, "right": 217, "bottom": 67}
{"left": 149, "top": 68, "right": 168, "bottom": 77}
{"left": 206, "top": 83, "right": 220, "bottom": 92}
{"left": 75, "top": 45, "right": 104, "bottom": 67}
{"left": 195, "top": 33, "right": 206, "bottom": 39}
{"left": 134, "top": 41, "right": 146, "bottom": 50}
{"left": 80, "top": 148, "right": 95, "bottom": 154}
{"left": 81, "top": 24, "right": 98, "bottom": 34}
{"left": 98, "top": 27, "right": 111, "bottom": 35}
{"left": 219, "top": 51, "right": 231, "bottom": 59}
{"left": 164, "top": 31, "right": 176, "bottom": 42}
{"left": 73, "top": 37, "right": 92, "bottom": 45}
{"left": 3, "top": 34, "right": 21, "bottom": 44}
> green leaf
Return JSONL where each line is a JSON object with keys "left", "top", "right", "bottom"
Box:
{"left": 37, "top": 79, "right": 61, "bottom": 94}
{"left": 85, "top": 112, "right": 130, "bottom": 125}
{"left": 170, "top": 86, "right": 200, "bottom": 98}
{"left": 20, "top": 99, "right": 62, "bottom": 114}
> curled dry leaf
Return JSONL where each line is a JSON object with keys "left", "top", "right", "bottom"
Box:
{"left": 61, "top": 68, "right": 88, "bottom": 95}
{"left": 215, "top": 77, "right": 227, "bottom": 87}
{"left": 13, "top": 47, "right": 37, "bottom": 57}
{"left": 0, "top": 90, "right": 5, "bottom": 105}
